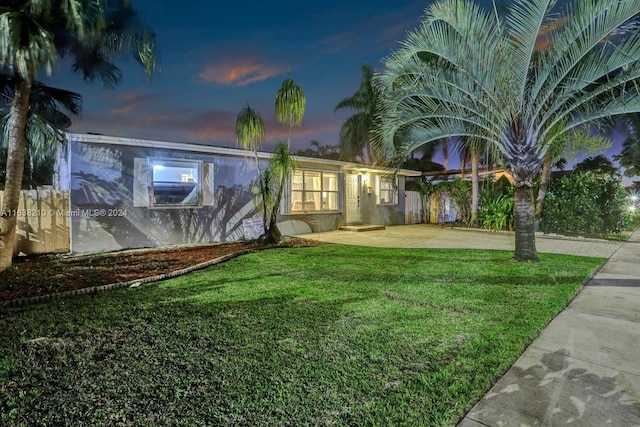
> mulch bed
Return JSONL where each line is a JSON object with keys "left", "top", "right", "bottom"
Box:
{"left": 0, "top": 238, "right": 318, "bottom": 302}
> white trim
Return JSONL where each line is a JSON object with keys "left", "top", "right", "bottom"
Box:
{"left": 68, "top": 133, "right": 269, "bottom": 159}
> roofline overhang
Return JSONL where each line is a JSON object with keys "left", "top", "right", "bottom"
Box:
{"left": 68, "top": 133, "right": 421, "bottom": 177}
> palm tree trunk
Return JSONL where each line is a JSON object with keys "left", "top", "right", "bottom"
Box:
{"left": 513, "top": 184, "right": 539, "bottom": 262}
{"left": 534, "top": 155, "right": 553, "bottom": 232}
{"left": 267, "top": 171, "right": 286, "bottom": 244}
{"left": 252, "top": 150, "right": 268, "bottom": 238}
{"left": 442, "top": 139, "right": 449, "bottom": 170}
{"left": 460, "top": 155, "right": 466, "bottom": 178}
{"left": 365, "top": 140, "right": 374, "bottom": 165}
{"left": 471, "top": 149, "right": 479, "bottom": 227}
{"left": 0, "top": 78, "right": 32, "bottom": 271}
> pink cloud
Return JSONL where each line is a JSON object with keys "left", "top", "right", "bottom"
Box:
{"left": 108, "top": 91, "right": 163, "bottom": 115}
{"left": 198, "top": 59, "right": 286, "bottom": 86}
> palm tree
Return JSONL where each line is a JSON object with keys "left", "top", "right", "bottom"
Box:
{"left": 377, "top": 0, "right": 640, "bottom": 261}
{"left": 263, "top": 142, "right": 295, "bottom": 243}
{"left": 235, "top": 104, "right": 268, "bottom": 237}
{"left": 0, "top": 0, "right": 157, "bottom": 271}
{"left": 1, "top": 75, "right": 82, "bottom": 188}
{"left": 275, "top": 76, "right": 305, "bottom": 147}
{"left": 335, "top": 64, "right": 380, "bottom": 164}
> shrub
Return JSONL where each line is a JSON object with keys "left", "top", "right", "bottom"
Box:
{"left": 479, "top": 190, "right": 514, "bottom": 231}
{"left": 540, "top": 173, "right": 627, "bottom": 235}
{"left": 477, "top": 177, "right": 514, "bottom": 231}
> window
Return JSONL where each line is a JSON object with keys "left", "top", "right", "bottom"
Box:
{"left": 376, "top": 175, "right": 398, "bottom": 205}
{"left": 133, "top": 158, "right": 215, "bottom": 208}
{"left": 151, "top": 159, "right": 201, "bottom": 206}
{"left": 290, "top": 170, "right": 339, "bottom": 212}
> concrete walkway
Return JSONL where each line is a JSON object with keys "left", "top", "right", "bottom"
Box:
{"left": 299, "top": 225, "right": 640, "bottom": 426}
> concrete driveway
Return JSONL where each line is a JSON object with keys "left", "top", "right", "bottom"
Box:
{"left": 298, "top": 224, "right": 623, "bottom": 258}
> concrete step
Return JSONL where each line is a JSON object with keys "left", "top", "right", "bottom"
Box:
{"left": 339, "top": 224, "right": 386, "bottom": 232}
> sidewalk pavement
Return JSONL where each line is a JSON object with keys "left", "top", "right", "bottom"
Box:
{"left": 298, "top": 224, "right": 640, "bottom": 426}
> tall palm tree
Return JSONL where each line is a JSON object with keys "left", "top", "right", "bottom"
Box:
{"left": 377, "top": 0, "right": 640, "bottom": 261}
{"left": 275, "top": 76, "right": 305, "bottom": 147}
{"left": 335, "top": 64, "right": 380, "bottom": 164}
{"left": 0, "top": 0, "right": 157, "bottom": 271}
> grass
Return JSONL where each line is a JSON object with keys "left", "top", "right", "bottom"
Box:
{"left": 0, "top": 245, "right": 604, "bottom": 426}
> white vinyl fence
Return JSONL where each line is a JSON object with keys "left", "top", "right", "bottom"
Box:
{"left": 404, "top": 190, "right": 424, "bottom": 224}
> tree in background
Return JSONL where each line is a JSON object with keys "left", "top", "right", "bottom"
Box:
{"left": 614, "top": 114, "right": 640, "bottom": 179}
{"left": 574, "top": 154, "right": 618, "bottom": 175}
{"left": 0, "top": 0, "right": 158, "bottom": 271}
{"left": 335, "top": 64, "right": 381, "bottom": 164}
{"left": 377, "top": 0, "right": 640, "bottom": 261}
{"left": 535, "top": 124, "right": 610, "bottom": 231}
{"left": 296, "top": 140, "right": 340, "bottom": 160}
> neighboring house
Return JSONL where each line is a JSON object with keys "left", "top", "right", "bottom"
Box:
{"left": 51, "top": 133, "right": 420, "bottom": 253}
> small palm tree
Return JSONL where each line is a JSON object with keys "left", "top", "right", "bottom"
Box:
{"left": 235, "top": 104, "right": 269, "bottom": 237}
{"left": 377, "top": 0, "right": 640, "bottom": 261}
{"left": 335, "top": 64, "right": 380, "bottom": 163}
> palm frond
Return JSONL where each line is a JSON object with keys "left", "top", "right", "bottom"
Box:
{"left": 505, "top": 0, "right": 558, "bottom": 104}
{"left": 530, "top": 0, "right": 640, "bottom": 124}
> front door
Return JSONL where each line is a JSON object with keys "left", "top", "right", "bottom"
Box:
{"left": 346, "top": 174, "right": 361, "bottom": 224}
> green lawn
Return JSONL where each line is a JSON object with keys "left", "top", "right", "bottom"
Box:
{"left": 0, "top": 245, "right": 604, "bottom": 426}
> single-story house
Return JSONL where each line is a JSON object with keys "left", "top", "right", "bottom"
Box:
{"left": 50, "top": 133, "right": 421, "bottom": 253}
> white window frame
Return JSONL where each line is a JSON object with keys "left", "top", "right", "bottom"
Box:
{"left": 289, "top": 170, "right": 340, "bottom": 213}
{"left": 376, "top": 175, "right": 398, "bottom": 205}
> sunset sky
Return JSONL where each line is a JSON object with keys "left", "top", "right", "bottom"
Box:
{"left": 40, "top": 0, "right": 625, "bottom": 169}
